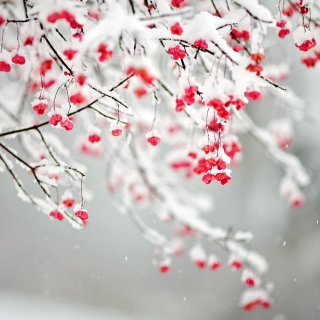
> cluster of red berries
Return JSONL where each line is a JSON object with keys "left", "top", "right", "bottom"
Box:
{"left": 97, "top": 44, "right": 114, "bottom": 62}
{"left": 276, "top": 20, "right": 291, "bottom": 39}
{"left": 168, "top": 45, "right": 186, "bottom": 60}
{"left": 0, "top": 53, "right": 26, "bottom": 73}
{"left": 47, "top": 9, "right": 83, "bottom": 29}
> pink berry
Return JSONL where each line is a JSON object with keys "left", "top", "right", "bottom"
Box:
{"left": 33, "top": 103, "right": 48, "bottom": 115}
{"left": 194, "top": 39, "right": 208, "bottom": 50}
{"left": 175, "top": 98, "right": 186, "bottom": 112}
{"left": 49, "top": 210, "right": 64, "bottom": 220}
{"left": 170, "top": 23, "right": 183, "bottom": 35}
{"left": 47, "top": 12, "right": 61, "bottom": 23}
{"left": 245, "top": 91, "right": 261, "bottom": 101}
{"left": 70, "top": 92, "right": 87, "bottom": 105}
{"left": 231, "top": 261, "right": 242, "bottom": 269}
{"left": 210, "top": 262, "right": 221, "bottom": 271}
{"left": 75, "top": 210, "right": 89, "bottom": 220}
{"left": 111, "top": 129, "right": 122, "bottom": 136}
{"left": 62, "top": 199, "right": 75, "bottom": 208}
{"left": 278, "top": 29, "right": 290, "bottom": 39}
{"left": 171, "top": 0, "right": 184, "bottom": 8}
{"left": 49, "top": 114, "right": 63, "bottom": 126}
{"left": 63, "top": 49, "right": 78, "bottom": 60}
{"left": 276, "top": 20, "right": 287, "bottom": 28}
{"left": 147, "top": 136, "right": 160, "bottom": 146}
{"left": 245, "top": 278, "right": 255, "bottom": 287}
{"left": 12, "top": 54, "right": 26, "bottom": 65}
{"left": 0, "top": 61, "right": 11, "bottom": 73}
{"left": 60, "top": 118, "right": 74, "bottom": 131}
{"left": 88, "top": 134, "right": 101, "bottom": 143}
{"left": 233, "top": 45, "right": 244, "bottom": 52}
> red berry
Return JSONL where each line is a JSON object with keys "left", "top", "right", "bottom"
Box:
{"left": 70, "top": 92, "right": 87, "bottom": 105}
{"left": 250, "top": 53, "right": 265, "bottom": 63}
{"left": 24, "top": 36, "right": 34, "bottom": 46}
{"left": 278, "top": 29, "right": 290, "bottom": 39}
{"left": 49, "top": 211, "right": 64, "bottom": 220}
{"left": 147, "top": 136, "right": 160, "bottom": 146}
{"left": 40, "top": 59, "right": 53, "bottom": 76}
{"left": 210, "top": 262, "right": 221, "bottom": 271}
{"left": 62, "top": 199, "right": 75, "bottom": 208}
{"left": 111, "top": 129, "right": 122, "bottom": 136}
{"left": 175, "top": 98, "right": 186, "bottom": 112}
{"left": 134, "top": 88, "right": 148, "bottom": 98}
{"left": 159, "top": 265, "right": 170, "bottom": 273}
{"left": 0, "top": 61, "right": 11, "bottom": 73}
{"left": 49, "top": 114, "right": 63, "bottom": 126}
{"left": 77, "top": 75, "right": 86, "bottom": 86}
{"left": 168, "top": 45, "right": 186, "bottom": 60}
{"left": 47, "top": 12, "right": 61, "bottom": 23}
{"left": 12, "top": 54, "right": 26, "bottom": 65}
{"left": 170, "top": 23, "right": 183, "bottom": 35}
{"left": 75, "top": 210, "right": 89, "bottom": 220}
{"left": 231, "top": 261, "right": 242, "bottom": 269}
{"left": 243, "top": 301, "right": 258, "bottom": 311}
{"left": 194, "top": 39, "right": 208, "bottom": 50}
{"left": 63, "top": 49, "right": 78, "bottom": 60}
{"left": 276, "top": 20, "right": 287, "bottom": 28}
{"left": 245, "top": 278, "right": 255, "bottom": 287}
{"left": 88, "top": 134, "right": 101, "bottom": 143}
{"left": 195, "top": 260, "right": 206, "bottom": 268}
{"left": 0, "top": 16, "right": 6, "bottom": 26}
{"left": 60, "top": 118, "right": 74, "bottom": 131}
{"left": 233, "top": 45, "right": 244, "bottom": 52}
{"left": 33, "top": 103, "right": 48, "bottom": 115}
{"left": 171, "top": 0, "right": 184, "bottom": 8}
{"left": 245, "top": 91, "right": 261, "bottom": 101}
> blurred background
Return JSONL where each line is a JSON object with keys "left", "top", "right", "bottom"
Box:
{"left": 1, "top": 9, "right": 320, "bottom": 320}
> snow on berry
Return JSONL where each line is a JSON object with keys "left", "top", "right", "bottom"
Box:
{"left": 240, "top": 289, "right": 272, "bottom": 311}
{"left": 228, "top": 254, "right": 243, "bottom": 270}
{"left": 48, "top": 108, "right": 66, "bottom": 127}
{"left": 75, "top": 208, "right": 89, "bottom": 221}
{"left": 280, "top": 175, "right": 305, "bottom": 208}
{"left": 208, "top": 254, "right": 221, "bottom": 271}
{"left": 268, "top": 118, "right": 293, "bottom": 149}
{"left": 146, "top": 129, "right": 161, "bottom": 146}
{"left": 159, "top": 257, "right": 171, "bottom": 273}
{"left": 294, "top": 26, "right": 317, "bottom": 52}
{"left": 110, "top": 122, "right": 124, "bottom": 137}
{"left": 189, "top": 244, "right": 206, "bottom": 269}
{"left": 241, "top": 269, "right": 260, "bottom": 287}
